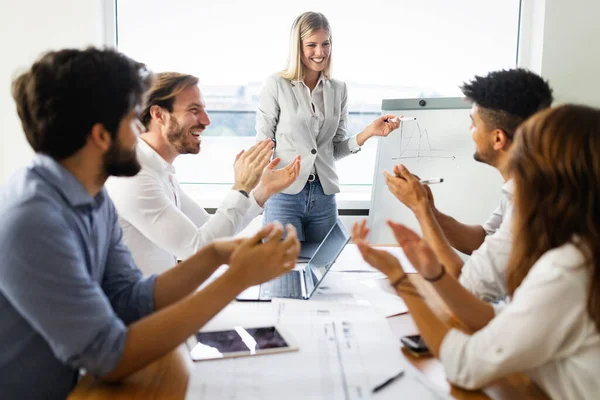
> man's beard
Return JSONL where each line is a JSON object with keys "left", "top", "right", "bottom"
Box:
{"left": 167, "top": 115, "right": 204, "bottom": 155}
{"left": 103, "top": 140, "right": 141, "bottom": 177}
{"left": 473, "top": 151, "right": 485, "bottom": 163}
{"left": 473, "top": 146, "right": 494, "bottom": 166}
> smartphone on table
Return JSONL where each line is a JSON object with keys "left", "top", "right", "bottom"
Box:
{"left": 400, "top": 334, "right": 431, "bottom": 357}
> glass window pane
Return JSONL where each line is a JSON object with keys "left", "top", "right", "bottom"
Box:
{"left": 116, "top": 0, "right": 520, "bottom": 187}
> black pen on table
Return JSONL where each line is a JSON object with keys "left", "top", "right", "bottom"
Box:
{"left": 372, "top": 370, "right": 405, "bottom": 393}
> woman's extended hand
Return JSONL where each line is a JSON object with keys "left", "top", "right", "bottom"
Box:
{"left": 253, "top": 155, "right": 301, "bottom": 206}
{"left": 386, "top": 221, "right": 444, "bottom": 280}
{"left": 367, "top": 114, "right": 402, "bottom": 138}
{"left": 351, "top": 219, "right": 405, "bottom": 283}
{"left": 356, "top": 115, "right": 402, "bottom": 146}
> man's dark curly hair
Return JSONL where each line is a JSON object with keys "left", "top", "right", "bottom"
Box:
{"left": 11, "top": 47, "right": 152, "bottom": 160}
{"left": 460, "top": 69, "right": 553, "bottom": 138}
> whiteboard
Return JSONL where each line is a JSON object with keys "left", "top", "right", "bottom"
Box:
{"left": 368, "top": 98, "right": 504, "bottom": 245}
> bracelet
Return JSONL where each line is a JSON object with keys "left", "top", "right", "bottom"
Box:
{"left": 424, "top": 265, "right": 446, "bottom": 283}
{"left": 238, "top": 190, "right": 249, "bottom": 198}
{"left": 390, "top": 273, "right": 409, "bottom": 288}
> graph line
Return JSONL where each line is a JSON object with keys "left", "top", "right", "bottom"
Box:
{"left": 397, "top": 121, "right": 455, "bottom": 160}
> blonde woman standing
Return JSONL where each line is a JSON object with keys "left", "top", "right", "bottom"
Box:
{"left": 256, "top": 11, "right": 400, "bottom": 243}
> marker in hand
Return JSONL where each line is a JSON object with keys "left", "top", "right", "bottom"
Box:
{"left": 385, "top": 116, "right": 417, "bottom": 123}
{"left": 419, "top": 178, "right": 443, "bottom": 185}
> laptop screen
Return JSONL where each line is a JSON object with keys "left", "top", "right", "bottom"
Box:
{"left": 304, "top": 219, "right": 351, "bottom": 297}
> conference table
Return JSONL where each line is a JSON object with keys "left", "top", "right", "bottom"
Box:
{"left": 68, "top": 246, "right": 549, "bottom": 400}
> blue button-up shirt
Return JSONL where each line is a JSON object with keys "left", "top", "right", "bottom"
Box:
{"left": 0, "top": 155, "right": 156, "bottom": 399}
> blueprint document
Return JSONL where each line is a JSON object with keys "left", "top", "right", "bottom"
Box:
{"left": 312, "top": 272, "right": 408, "bottom": 317}
{"left": 185, "top": 300, "right": 449, "bottom": 400}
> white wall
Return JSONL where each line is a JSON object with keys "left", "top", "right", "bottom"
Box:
{"left": 541, "top": 0, "right": 600, "bottom": 106}
{"left": 517, "top": 0, "right": 546, "bottom": 74}
{"left": 0, "top": 0, "right": 108, "bottom": 183}
{"left": 519, "top": 0, "right": 600, "bottom": 107}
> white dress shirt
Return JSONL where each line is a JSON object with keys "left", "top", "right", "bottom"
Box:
{"left": 105, "top": 139, "right": 263, "bottom": 275}
{"left": 459, "top": 180, "right": 514, "bottom": 302}
{"left": 441, "top": 241, "right": 600, "bottom": 399}
{"left": 298, "top": 75, "right": 360, "bottom": 175}
{"left": 482, "top": 179, "right": 513, "bottom": 235}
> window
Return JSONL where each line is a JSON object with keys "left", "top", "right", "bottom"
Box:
{"left": 116, "top": 0, "right": 520, "bottom": 191}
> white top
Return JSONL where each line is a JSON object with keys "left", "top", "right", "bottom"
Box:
{"left": 105, "top": 139, "right": 263, "bottom": 275}
{"left": 459, "top": 180, "right": 514, "bottom": 302}
{"left": 300, "top": 75, "right": 327, "bottom": 138}
{"left": 482, "top": 179, "right": 513, "bottom": 235}
{"left": 441, "top": 242, "right": 600, "bottom": 399}
{"left": 298, "top": 75, "right": 360, "bottom": 175}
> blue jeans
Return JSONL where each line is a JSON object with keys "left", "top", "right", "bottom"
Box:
{"left": 264, "top": 177, "right": 337, "bottom": 243}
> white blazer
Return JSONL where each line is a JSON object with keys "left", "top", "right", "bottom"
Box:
{"left": 255, "top": 73, "right": 358, "bottom": 195}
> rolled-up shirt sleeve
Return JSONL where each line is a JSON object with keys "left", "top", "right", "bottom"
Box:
{"left": 102, "top": 203, "right": 156, "bottom": 324}
{"left": 0, "top": 202, "right": 128, "bottom": 378}
{"left": 458, "top": 204, "right": 513, "bottom": 302}
{"left": 482, "top": 204, "right": 503, "bottom": 235}
{"left": 440, "top": 255, "right": 585, "bottom": 390}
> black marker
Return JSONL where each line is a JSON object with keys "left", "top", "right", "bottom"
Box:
{"left": 372, "top": 370, "right": 405, "bottom": 393}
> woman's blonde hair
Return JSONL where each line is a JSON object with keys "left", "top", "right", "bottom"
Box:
{"left": 280, "top": 12, "right": 332, "bottom": 81}
{"left": 507, "top": 104, "right": 600, "bottom": 333}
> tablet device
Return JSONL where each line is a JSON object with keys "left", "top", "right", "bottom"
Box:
{"left": 187, "top": 325, "right": 299, "bottom": 361}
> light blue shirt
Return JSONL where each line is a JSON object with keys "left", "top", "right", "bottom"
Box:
{"left": 0, "top": 154, "right": 156, "bottom": 399}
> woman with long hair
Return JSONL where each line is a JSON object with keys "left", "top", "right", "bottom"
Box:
{"left": 353, "top": 104, "right": 600, "bottom": 399}
{"left": 256, "top": 11, "right": 400, "bottom": 243}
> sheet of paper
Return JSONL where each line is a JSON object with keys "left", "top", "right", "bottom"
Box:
{"left": 313, "top": 272, "right": 408, "bottom": 317}
{"left": 332, "top": 245, "right": 417, "bottom": 274}
{"left": 359, "top": 275, "right": 403, "bottom": 298}
{"left": 186, "top": 300, "right": 449, "bottom": 400}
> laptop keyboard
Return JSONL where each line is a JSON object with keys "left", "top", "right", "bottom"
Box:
{"left": 260, "top": 270, "right": 303, "bottom": 299}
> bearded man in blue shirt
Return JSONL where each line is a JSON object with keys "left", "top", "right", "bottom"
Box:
{"left": 0, "top": 47, "right": 300, "bottom": 399}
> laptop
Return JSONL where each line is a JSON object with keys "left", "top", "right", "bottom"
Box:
{"left": 297, "top": 242, "right": 320, "bottom": 263}
{"left": 237, "top": 218, "right": 351, "bottom": 301}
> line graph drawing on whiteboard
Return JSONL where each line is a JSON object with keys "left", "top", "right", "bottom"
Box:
{"left": 393, "top": 120, "right": 456, "bottom": 160}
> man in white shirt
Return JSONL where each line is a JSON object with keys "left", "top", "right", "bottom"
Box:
{"left": 354, "top": 104, "right": 600, "bottom": 399}
{"left": 107, "top": 72, "right": 301, "bottom": 275}
{"left": 384, "top": 69, "right": 553, "bottom": 303}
